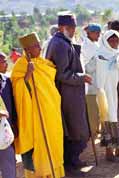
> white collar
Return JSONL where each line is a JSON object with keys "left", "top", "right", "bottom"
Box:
{"left": 0, "top": 74, "right": 7, "bottom": 94}
{"left": 0, "top": 73, "right": 6, "bottom": 81}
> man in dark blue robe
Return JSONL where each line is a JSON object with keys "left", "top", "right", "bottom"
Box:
{"left": 45, "top": 12, "right": 92, "bottom": 176}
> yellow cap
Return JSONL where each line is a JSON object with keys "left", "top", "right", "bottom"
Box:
{"left": 19, "top": 32, "right": 40, "bottom": 49}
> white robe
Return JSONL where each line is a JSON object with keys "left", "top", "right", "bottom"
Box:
{"left": 81, "top": 37, "right": 99, "bottom": 94}
{"left": 96, "top": 30, "right": 119, "bottom": 122}
{"left": 42, "top": 36, "right": 52, "bottom": 58}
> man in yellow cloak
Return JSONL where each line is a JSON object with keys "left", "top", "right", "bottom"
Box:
{"left": 11, "top": 32, "right": 64, "bottom": 178}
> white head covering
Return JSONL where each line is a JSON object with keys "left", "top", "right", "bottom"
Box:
{"left": 96, "top": 30, "right": 119, "bottom": 122}
{"left": 98, "top": 30, "right": 119, "bottom": 59}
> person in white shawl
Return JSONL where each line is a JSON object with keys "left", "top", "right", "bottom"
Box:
{"left": 96, "top": 29, "right": 119, "bottom": 161}
{"left": 81, "top": 23, "right": 101, "bottom": 136}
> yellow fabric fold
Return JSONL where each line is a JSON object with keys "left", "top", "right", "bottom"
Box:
{"left": 11, "top": 56, "right": 64, "bottom": 178}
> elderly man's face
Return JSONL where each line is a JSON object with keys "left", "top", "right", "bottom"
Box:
{"left": 63, "top": 25, "right": 76, "bottom": 38}
{"left": 25, "top": 42, "right": 41, "bottom": 58}
{"left": 0, "top": 57, "right": 8, "bottom": 73}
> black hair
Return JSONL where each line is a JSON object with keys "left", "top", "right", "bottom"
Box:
{"left": 11, "top": 48, "right": 17, "bottom": 51}
{"left": 110, "top": 20, "right": 119, "bottom": 31}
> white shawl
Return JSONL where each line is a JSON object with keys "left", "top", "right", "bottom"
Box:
{"left": 96, "top": 30, "right": 119, "bottom": 122}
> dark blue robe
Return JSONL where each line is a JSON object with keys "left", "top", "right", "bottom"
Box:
{"left": 0, "top": 75, "right": 16, "bottom": 178}
{"left": 46, "top": 32, "right": 90, "bottom": 167}
{"left": 46, "top": 32, "right": 89, "bottom": 141}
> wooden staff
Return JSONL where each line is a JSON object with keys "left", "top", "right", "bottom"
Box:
{"left": 90, "top": 132, "right": 98, "bottom": 166}
{"left": 26, "top": 53, "right": 56, "bottom": 178}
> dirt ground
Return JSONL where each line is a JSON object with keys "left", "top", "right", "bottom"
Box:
{"left": 1, "top": 137, "right": 119, "bottom": 178}
{"left": 66, "top": 138, "right": 119, "bottom": 178}
{"left": 16, "top": 138, "right": 119, "bottom": 178}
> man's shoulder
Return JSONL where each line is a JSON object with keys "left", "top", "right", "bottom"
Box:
{"left": 50, "top": 34, "right": 71, "bottom": 49}
{"left": 81, "top": 38, "right": 97, "bottom": 52}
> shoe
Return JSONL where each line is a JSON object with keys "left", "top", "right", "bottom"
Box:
{"left": 115, "top": 149, "right": 119, "bottom": 157}
{"left": 73, "top": 160, "right": 88, "bottom": 169}
{"left": 106, "top": 147, "right": 115, "bottom": 162}
{"left": 65, "top": 165, "right": 85, "bottom": 177}
{"left": 106, "top": 155, "right": 116, "bottom": 162}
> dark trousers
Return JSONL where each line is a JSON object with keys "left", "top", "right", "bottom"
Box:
{"left": 64, "top": 136, "right": 87, "bottom": 167}
{"left": 22, "top": 149, "right": 34, "bottom": 171}
{"left": 0, "top": 145, "right": 16, "bottom": 178}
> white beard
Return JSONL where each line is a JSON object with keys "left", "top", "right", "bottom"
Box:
{"left": 63, "top": 29, "right": 72, "bottom": 41}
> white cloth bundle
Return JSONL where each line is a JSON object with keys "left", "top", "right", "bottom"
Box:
{"left": 0, "top": 116, "right": 14, "bottom": 150}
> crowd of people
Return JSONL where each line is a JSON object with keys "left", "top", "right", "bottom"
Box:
{"left": 0, "top": 11, "right": 119, "bottom": 178}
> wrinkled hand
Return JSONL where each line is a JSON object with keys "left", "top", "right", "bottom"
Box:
{"left": 24, "top": 62, "right": 35, "bottom": 81}
{"left": 84, "top": 74, "right": 92, "bottom": 85}
{"left": 0, "top": 110, "right": 9, "bottom": 119}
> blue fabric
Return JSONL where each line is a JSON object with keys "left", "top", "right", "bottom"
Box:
{"left": 88, "top": 24, "right": 101, "bottom": 32}
{"left": 0, "top": 146, "right": 16, "bottom": 178}
{"left": 0, "top": 75, "right": 16, "bottom": 178}
{"left": 108, "top": 59, "right": 116, "bottom": 70}
{"left": 58, "top": 15, "right": 77, "bottom": 26}
{"left": 46, "top": 32, "right": 90, "bottom": 141}
{"left": 64, "top": 136, "right": 87, "bottom": 167}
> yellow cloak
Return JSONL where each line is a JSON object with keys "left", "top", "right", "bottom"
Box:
{"left": 11, "top": 56, "right": 64, "bottom": 178}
